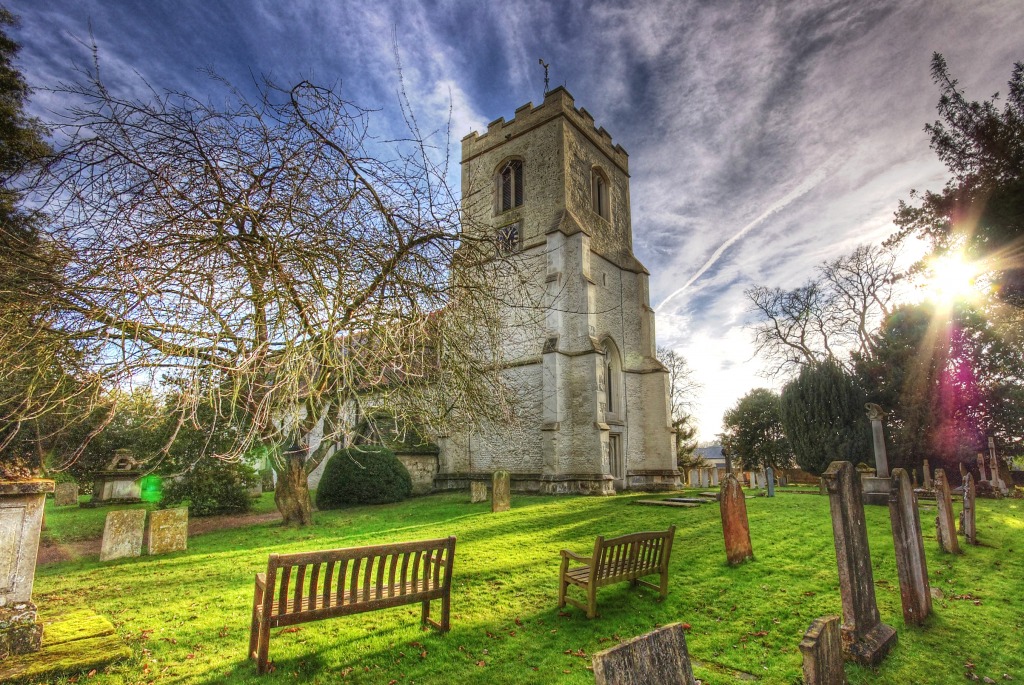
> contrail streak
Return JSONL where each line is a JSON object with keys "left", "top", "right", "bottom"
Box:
{"left": 655, "top": 159, "right": 836, "bottom": 313}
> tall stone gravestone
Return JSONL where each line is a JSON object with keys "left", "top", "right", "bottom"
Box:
{"left": 491, "top": 471, "right": 511, "bottom": 513}
{"left": 933, "top": 469, "right": 961, "bottom": 554}
{"left": 765, "top": 467, "right": 775, "bottom": 497}
{"left": 710, "top": 468, "right": 719, "bottom": 486}
{"left": 976, "top": 453, "right": 987, "bottom": 482}
{"left": 989, "top": 443, "right": 1008, "bottom": 495}
{"left": 470, "top": 480, "right": 487, "bottom": 503}
{"left": 865, "top": 404, "right": 890, "bottom": 478}
{"left": 960, "top": 473, "right": 977, "bottom": 546}
{"left": 53, "top": 482, "right": 79, "bottom": 507}
{"left": 799, "top": 615, "right": 846, "bottom": 685}
{"left": 887, "top": 468, "right": 932, "bottom": 625}
{"left": 147, "top": 508, "right": 188, "bottom": 555}
{"left": 822, "top": 461, "right": 897, "bottom": 665}
{"left": 719, "top": 474, "right": 753, "bottom": 565}
{"left": 922, "top": 459, "right": 933, "bottom": 490}
{"left": 592, "top": 622, "right": 696, "bottom": 685}
{"left": 100, "top": 509, "right": 146, "bottom": 562}
{"left": 0, "top": 479, "right": 53, "bottom": 657}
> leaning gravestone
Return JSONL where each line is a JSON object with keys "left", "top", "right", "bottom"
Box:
{"left": 822, "top": 461, "right": 897, "bottom": 665}
{"left": 99, "top": 509, "right": 146, "bottom": 562}
{"left": 799, "top": 615, "right": 846, "bottom": 685}
{"left": 765, "top": 467, "right": 775, "bottom": 497}
{"left": 961, "top": 473, "right": 977, "bottom": 546}
{"left": 53, "top": 482, "right": 79, "bottom": 507}
{"left": 491, "top": 471, "right": 511, "bottom": 513}
{"left": 146, "top": 507, "right": 188, "bottom": 555}
{"left": 470, "top": 480, "right": 488, "bottom": 503}
{"left": 592, "top": 622, "right": 696, "bottom": 685}
{"left": 933, "top": 469, "right": 961, "bottom": 554}
{"left": 888, "top": 468, "right": 931, "bottom": 625}
{"left": 719, "top": 474, "right": 753, "bottom": 565}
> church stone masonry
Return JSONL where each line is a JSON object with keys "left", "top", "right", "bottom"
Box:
{"left": 433, "top": 87, "right": 680, "bottom": 495}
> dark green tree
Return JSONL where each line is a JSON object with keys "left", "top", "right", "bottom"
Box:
{"left": 891, "top": 54, "right": 1024, "bottom": 307}
{"left": 721, "top": 388, "right": 792, "bottom": 471}
{"left": 780, "top": 360, "right": 871, "bottom": 475}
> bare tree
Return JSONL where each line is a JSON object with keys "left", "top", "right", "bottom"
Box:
{"left": 656, "top": 346, "right": 702, "bottom": 464}
{"left": 746, "top": 244, "right": 898, "bottom": 378}
{"left": 30, "top": 63, "right": 522, "bottom": 525}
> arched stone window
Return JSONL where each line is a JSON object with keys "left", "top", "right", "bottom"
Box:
{"left": 591, "top": 167, "right": 610, "bottom": 220}
{"left": 602, "top": 338, "right": 624, "bottom": 422}
{"left": 497, "top": 158, "right": 524, "bottom": 212}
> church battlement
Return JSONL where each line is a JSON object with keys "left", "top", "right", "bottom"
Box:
{"left": 461, "top": 87, "right": 629, "bottom": 174}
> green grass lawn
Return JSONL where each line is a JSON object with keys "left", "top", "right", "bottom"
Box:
{"left": 29, "top": 488, "right": 1024, "bottom": 684}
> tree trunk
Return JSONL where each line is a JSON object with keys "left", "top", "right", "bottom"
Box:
{"left": 274, "top": 446, "right": 313, "bottom": 526}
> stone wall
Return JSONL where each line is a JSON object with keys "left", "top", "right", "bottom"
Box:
{"left": 397, "top": 453, "right": 439, "bottom": 496}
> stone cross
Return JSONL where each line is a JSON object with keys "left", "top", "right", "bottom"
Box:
{"left": 100, "top": 509, "right": 147, "bottom": 562}
{"left": 864, "top": 403, "right": 890, "bottom": 478}
{"left": 976, "top": 453, "right": 987, "bottom": 482}
{"left": 799, "top": 616, "right": 846, "bottom": 685}
{"left": 765, "top": 467, "right": 775, "bottom": 497}
{"left": 933, "top": 469, "right": 961, "bottom": 555}
{"left": 887, "top": 468, "right": 932, "bottom": 625}
{"left": 922, "top": 459, "right": 932, "bottom": 490}
{"left": 146, "top": 508, "right": 188, "bottom": 555}
{"left": 470, "top": 480, "right": 488, "bottom": 503}
{"left": 961, "top": 473, "right": 977, "bottom": 545}
{"left": 719, "top": 474, "right": 753, "bottom": 565}
{"left": 592, "top": 622, "right": 697, "bottom": 685}
{"left": 491, "top": 471, "right": 511, "bottom": 513}
{"left": 822, "top": 461, "right": 897, "bottom": 665}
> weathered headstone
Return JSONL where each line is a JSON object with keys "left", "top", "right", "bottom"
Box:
{"left": 959, "top": 462, "right": 969, "bottom": 483}
{"left": 887, "top": 468, "right": 931, "bottom": 625}
{"left": 822, "top": 461, "right": 897, "bottom": 665}
{"left": 0, "top": 480, "right": 53, "bottom": 657}
{"left": 592, "top": 622, "right": 696, "bottom": 685}
{"left": 765, "top": 467, "right": 775, "bottom": 497}
{"left": 911, "top": 469, "right": 918, "bottom": 488}
{"left": 53, "top": 482, "right": 79, "bottom": 507}
{"left": 865, "top": 403, "right": 890, "bottom": 477}
{"left": 146, "top": 507, "right": 188, "bottom": 555}
{"left": 99, "top": 509, "right": 146, "bottom": 562}
{"left": 961, "top": 473, "right": 977, "bottom": 545}
{"left": 710, "top": 468, "right": 719, "bottom": 486}
{"left": 491, "top": 471, "right": 511, "bottom": 513}
{"left": 688, "top": 469, "right": 698, "bottom": 487}
{"left": 799, "top": 615, "right": 846, "bottom": 685}
{"left": 989, "top": 444, "right": 1007, "bottom": 495}
{"left": 976, "top": 454, "right": 987, "bottom": 482}
{"left": 922, "top": 459, "right": 932, "bottom": 490}
{"left": 470, "top": 480, "right": 488, "bottom": 503}
{"left": 933, "top": 469, "right": 961, "bottom": 555}
{"left": 819, "top": 477, "right": 827, "bottom": 496}
{"left": 719, "top": 474, "right": 753, "bottom": 565}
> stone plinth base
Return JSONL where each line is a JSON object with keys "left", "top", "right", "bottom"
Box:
{"left": 0, "top": 610, "right": 130, "bottom": 681}
{"left": 0, "top": 602, "right": 42, "bottom": 658}
{"left": 842, "top": 621, "right": 897, "bottom": 666}
{"left": 434, "top": 472, "right": 616, "bottom": 495}
{"left": 626, "top": 469, "right": 682, "bottom": 492}
{"left": 861, "top": 476, "right": 891, "bottom": 506}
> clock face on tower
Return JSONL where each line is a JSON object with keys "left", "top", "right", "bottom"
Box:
{"left": 496, "top": 222, "right": 520, "bottom": 254}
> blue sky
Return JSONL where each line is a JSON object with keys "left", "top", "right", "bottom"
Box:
{"left": 12, "top": 0, "right": 1024, "bottom": 440}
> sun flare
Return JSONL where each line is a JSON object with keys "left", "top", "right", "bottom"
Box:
{"left": 924, "top": 252, "right": 985, "bottom": 305}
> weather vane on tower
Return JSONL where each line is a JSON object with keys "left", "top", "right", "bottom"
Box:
{"left": 538, "top": 58, "right": 550, "bottom": 94}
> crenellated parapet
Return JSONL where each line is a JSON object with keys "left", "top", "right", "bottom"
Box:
{"left": 461, "top": 87, "right": 629, "bottom": 174}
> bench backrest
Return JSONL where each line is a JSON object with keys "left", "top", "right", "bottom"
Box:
{"left": 264, "top": 536, "right": 456, "bottom": 620}
{"left": 591, "top": 526, "right": 675, "bottom": 584}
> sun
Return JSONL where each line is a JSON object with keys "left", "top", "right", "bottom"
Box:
{"left": 923, "top": 252, "right": 985, "bottom": 305}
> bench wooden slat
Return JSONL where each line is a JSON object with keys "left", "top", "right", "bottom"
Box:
{"left": 293, "top": 565, "right": 306, "bottom": 614}
{"left": 277, "top": 566, "right": 291, "bottom": 617}
{"left": 349, "top": 557, "right": 361, "bottom": 606}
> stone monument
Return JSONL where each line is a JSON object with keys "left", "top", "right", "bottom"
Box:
{"left": 90, "top": 449, "right": 145, "bottom": 505}
{"left": 960, "top": 473, "right": 977, "bottom": 546}
{"left": 146, "top": 508, "right": 188, "bottom": 555}
{"left": 976, "top": 453, "right": 987, "bottom": 482}
{"left": 592, "top": 622, "right": 696, "bottom": 685}
{"left": 765, "top": 467, "right": 775, "bottom": 497}
{"left": 0, "top": 479, "right": 54, "bottom": 657}
{"left": 822, "top": 461, "right": 897, "bottom": 665}
{"left": 887, "top": 468, "right": 931, "bottom": 625}
{"left": 933, "top": 469, "right": 961, "bottom": 555}
{"left": 720, "top": 474, "right": 753, "bottom": 565}
{"left": 922, "top": 459, "right": 933, "bottom": 490}
{"left": 470, "top": 480, "right": 488, "bottom": 504}
{"left": 491, "top": 471, "right": 511, "bottom": 513}
{"left": 861, "top": 404, "right": 891, "bottom": 505}
{"left": 53, "top": 482, "right": 79, "bottom": 507}
{"left": 799, "top": 616, "right": 846, "bottom": 685}
{"left": 100, "top": 509, "right": 147, "bottom": 562}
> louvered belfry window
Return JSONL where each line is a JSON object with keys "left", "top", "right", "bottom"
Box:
{"left": 500, "top": 159, "right": 523, "bottom": 212}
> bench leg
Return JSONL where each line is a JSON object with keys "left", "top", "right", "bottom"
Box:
{"left": 557, "top": 557, "right": 568, "bottom": 609}
{"left": 421, "top": 599, "right": 431, "bottom": 628}
{"left": 587, "top": 587, "right": 598, "bottom": 619}
{"left": 249, "top": 581, "right": 264, "bottom": 661}
{"left": 439, "top": 590, "right": 451, "bottom": 632}
{"left": 256, "top": 621, "right": 271, "bottom": 674}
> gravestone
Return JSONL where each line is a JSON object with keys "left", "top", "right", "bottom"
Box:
{"left": 933, "top": 469, "right": 961, "bottom": 555}
{"left": 887, "top": 468, "right": 932, "bottom": 625}
{"left": 99, "top": 509, "right": 146, "bottom": 562}
{"left": 719, "top": 474, "right": 753, "bottom": 565}
{"left": 961, "top": 473, "right": 977, "bottom": 545}
{"left": 0, "top": 480, "right": 53, "bottom": 657}
{"left": 959, "top": 463, "right": 969, "bottom": 484}
{"left": 976, "top": 453, "right": 987, "bottom": 482}
{"left": 822, "top": 461, "right": 897, "bottom": 665}
{"left": 53, "top": 483, "right": 79, "bottom": 507}
{"left": 865, "top": 403, "right": 890, "bottom": 477}
{"left": 911, "top": 469, "right": 918, "bottom": 488}
{"left": 710, "top": 468, "right": 719, "bottom": 486}
{"left": 592, "top": 622, "right": 696, "bottom": 685}
{"left": 470, "top": 480, "right": 488, "bottom": 503}
{"left": 922, "top": 459, "right": 932, "bottom": 490}
{"left": 989, "top": 445, "right": 1008, "bottom": 495}
{"left": 765, "top": 467, "right": 775, "bottom": 497}
{"left": 146, "top": 508, "right": 188, "bottom": 555}
{"left": 491, "top": 471, "right": 511, "bottom": 513}
{"left": 799, "top": 615, "right": 846, "bottom": 685}
{"left": 819, "top": 477, "right": 827, "bottom": 495}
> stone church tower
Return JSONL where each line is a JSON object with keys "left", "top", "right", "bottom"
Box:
{"left": 433, "top": 88, "right": 679, "bottom": 495}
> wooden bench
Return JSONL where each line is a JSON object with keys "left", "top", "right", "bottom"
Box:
{"left": 249, "top": 536, "right": 456, "bottom": 673}
{"left": 558, "top": 526, "right": 675, "bottom": 618}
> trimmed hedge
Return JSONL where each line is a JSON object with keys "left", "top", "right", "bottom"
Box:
{"left": 161, "top": 459, "right": 259, "bottom": 517}
{"left": 316, "top": 445, "right": 412, "bottom": 509}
